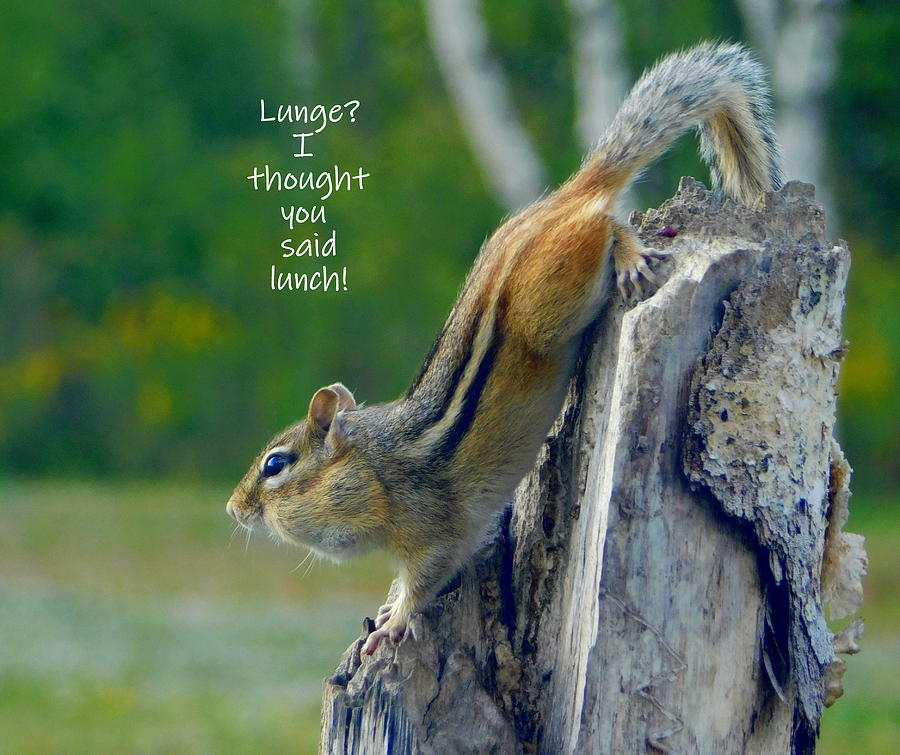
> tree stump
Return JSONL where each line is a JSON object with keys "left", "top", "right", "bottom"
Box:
{"left": 320, "top": 179, "right": 866, "bottom": 754}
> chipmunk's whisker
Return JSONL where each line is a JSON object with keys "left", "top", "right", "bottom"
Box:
{"left": 291, "top": 549, "right": 315, "bottom": 574}
{"left": 302, "top": 552, "right": 321, "bottom": 579}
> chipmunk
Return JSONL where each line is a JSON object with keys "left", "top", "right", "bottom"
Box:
{"left": 226, "top": 42, "right": 783, "bottom": 655}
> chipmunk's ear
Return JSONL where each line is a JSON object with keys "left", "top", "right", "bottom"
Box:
{"left": 308, "top": 383, "right": 356, "bottom": 434}
{"left": 327, "top": 382, "right": 357, "bottom": 412}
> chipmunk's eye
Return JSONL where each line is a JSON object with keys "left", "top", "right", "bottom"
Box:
{"left": 263, "top": 452, "right": 295, "bottom": 478}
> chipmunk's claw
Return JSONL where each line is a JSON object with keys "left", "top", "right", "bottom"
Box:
{"left": 616, "top": 246, "right": 669, "bottom": 303}
{"left": 362, "top": 600, "right": 410, "bottom": 656}
{"left": 361, "top": 619, "right": 408, "bottom": 656}
{"left": 375, "top": 601, "right": 394, "bottom": 629}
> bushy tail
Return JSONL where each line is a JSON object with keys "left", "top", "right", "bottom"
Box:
{"left": 588, "top": 42, "right": 783, "bottom": 206}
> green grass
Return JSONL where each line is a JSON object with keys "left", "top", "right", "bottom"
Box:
{"left": 0, "top": 481, "right": 394, "bottom": 754}
{"left": 0, "top": 481, "right": 896, "bottom": 752}
{"left": 818, "top": 495, "right": 900, "bottom": 754}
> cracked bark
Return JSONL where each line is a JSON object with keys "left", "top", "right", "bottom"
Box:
{"left": 319, "top": 180, "right": 866, "bottom": 754}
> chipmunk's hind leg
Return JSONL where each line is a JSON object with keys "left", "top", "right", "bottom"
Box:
{"left": 502, "top": 213, "right": 623, "bottom": 355}
{"left": 610, "top": 219, "right": 670, "bottom": 303}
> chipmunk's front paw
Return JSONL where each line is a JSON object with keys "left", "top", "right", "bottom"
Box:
{"left": 361, "top": 602, "right": 410, "bottom": 656}
{"left": 616, "top": 246, "right": 669, "bottom": 302}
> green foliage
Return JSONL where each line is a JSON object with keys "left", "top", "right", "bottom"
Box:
{"left": 0, "top": 1, "right": 895, "bottom": 491}
{"left": 830, "top": 0, "right": 900, "bottom": 252}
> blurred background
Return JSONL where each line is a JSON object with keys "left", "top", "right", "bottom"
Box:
{"left": 0, "top": 0, "right": 896, "bottom": 752}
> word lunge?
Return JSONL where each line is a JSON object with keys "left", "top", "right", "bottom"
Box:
{"left": 259, "top": 99, "right": 361, "bottom": 132}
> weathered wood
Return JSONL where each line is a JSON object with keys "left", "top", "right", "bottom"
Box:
{"left": 320, "top": 180, "right": 865, "bottom": 754}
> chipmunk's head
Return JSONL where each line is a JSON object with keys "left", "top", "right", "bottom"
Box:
{"left": 226, "top": 383, "right": 388, "bottom": 561}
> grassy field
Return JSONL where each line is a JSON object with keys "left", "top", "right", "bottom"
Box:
{"left": 0, "top": 481, "right": 896, "bottom": 753}
{"left": 815, "top": 496, "right": 900, "bottom": 754}
{"left": 0, "top": 481, "right": 394, "bottom": 753}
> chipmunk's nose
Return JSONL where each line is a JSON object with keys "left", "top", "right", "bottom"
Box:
{"left": 226, "top": 499, "right": 237, "bottom": 521}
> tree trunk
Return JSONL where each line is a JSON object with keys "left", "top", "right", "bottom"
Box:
{"left": 319, "top": 180, "right": 866, "bottom": 754}
{"left": 423, "top": 0, "right": 546, "bottom": 211}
